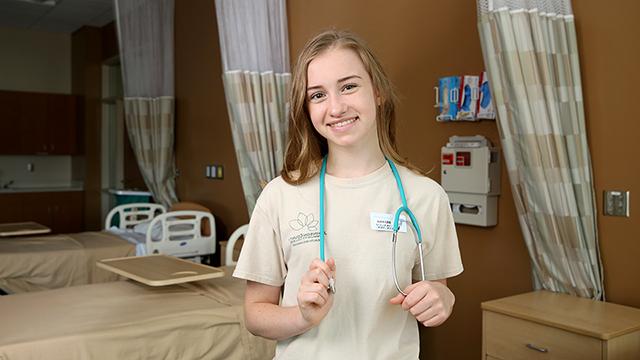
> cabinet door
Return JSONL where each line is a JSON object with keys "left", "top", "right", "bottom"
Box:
{"left": 17, "top": 192, "right": 55, "bottom": 228}
{"left": 47, "top": 94, "right": 78, "bottom": 154}
{"left": 19, "top": 92, "right": 48, "bottom": 154}
{"left": 51, "top": 191, "right": 84, "bottom": 233}
{"left": 0, "top": 91, "right": 21, "bottom": 154}
{"left": 0, "top": 193, "right": 51, "bottom": 225}
{"left": 0, "top": 194, "right": 26, "bottom": 222}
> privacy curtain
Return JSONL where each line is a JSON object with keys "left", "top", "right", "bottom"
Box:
{"left": 114, "top": 0, "right": 178, "bottom": 208}
{"left": 215, "top": 0, "right": 291, "bottom": 215}
{"left": 477, "top": 0, "right": 604, "bottom": 299}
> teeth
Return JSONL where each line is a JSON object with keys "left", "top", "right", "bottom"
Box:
{"left": 330, "top": 117, "right": 357, "bottom": 128}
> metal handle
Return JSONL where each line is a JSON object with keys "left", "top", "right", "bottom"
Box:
{"left": 525, "top": 343, "right": 548, "bottom": 353}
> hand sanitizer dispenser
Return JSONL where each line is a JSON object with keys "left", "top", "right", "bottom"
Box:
{"left": 441, "top": 135, "right": 500, "bottom": 226}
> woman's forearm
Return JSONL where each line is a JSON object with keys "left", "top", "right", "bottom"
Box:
{"left": 245, "top": 302, "right": 312, "bottom": 341}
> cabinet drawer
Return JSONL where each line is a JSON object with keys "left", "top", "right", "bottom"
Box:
{"left": 484, "top": 311, "right": 602, "bottom": 360}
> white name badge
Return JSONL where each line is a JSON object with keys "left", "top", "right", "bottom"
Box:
{"left": 370, "top": 212, "right": 408, "bottom": 233}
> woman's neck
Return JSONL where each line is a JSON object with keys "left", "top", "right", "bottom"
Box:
{"left": 325, "top": 145, "right": 386, "bottom": 178}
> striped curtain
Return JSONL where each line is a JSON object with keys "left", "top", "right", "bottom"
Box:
{"left": 124, "top": 97, "right": 178, "bottom": 207}
{"left": 222, "top": 71, "right": 290, "bottom": 213}
{"left": 215, "top": 0, "right": 290, "bottom": 215}
{"left": 115, "top": 0, "right": 179, "bottom": 208}
{"left": 477, "top": 0, "right": 604, "bottom": 299}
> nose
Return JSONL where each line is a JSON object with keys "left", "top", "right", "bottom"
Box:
{"left": 328, "top": 93, "right": 347, "bottom": 118}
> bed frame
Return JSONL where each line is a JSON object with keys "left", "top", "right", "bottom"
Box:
{"left": 145, "top": 210, "right": 216, "bottom": 261}
{"left": 105, "top": 203, "right": 167, "bottom": 229}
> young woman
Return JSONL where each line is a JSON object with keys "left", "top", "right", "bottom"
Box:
{"left": 233, "top": 30, "right": 463, "bottom": 359}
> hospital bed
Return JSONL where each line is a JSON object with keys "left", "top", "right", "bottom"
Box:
{"left": 0, "top": 230, "right": 275, "bottom": 360}
{"left": 0, "top": 203, "right": 217, "bottom": 294}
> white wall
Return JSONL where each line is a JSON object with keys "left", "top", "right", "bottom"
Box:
{"left": 0, "top": 26, "right": 71, "bottom": 94}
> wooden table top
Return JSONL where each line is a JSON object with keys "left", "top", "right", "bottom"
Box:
{"left": 97, "top": 255, "right": 225, "bottom": 286}
{"left": 482, "top": 290, "right": 640, "bottom": 340}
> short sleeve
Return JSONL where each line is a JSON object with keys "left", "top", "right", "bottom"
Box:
{"left": 413, "top": 188, "right": 464, "bottom": 280}
{"left": 233, "top": 203, "right": 287, "bottom": 286}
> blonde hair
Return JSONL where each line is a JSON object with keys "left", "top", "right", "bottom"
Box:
{"left": 282, "top": 29, "right": 426, "bottom": 184}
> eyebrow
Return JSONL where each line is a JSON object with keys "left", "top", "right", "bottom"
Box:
{"left": 306, "top": 75, "right": 363, "bottom": 92}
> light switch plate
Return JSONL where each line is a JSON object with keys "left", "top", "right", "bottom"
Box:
{"left": 604, "top": 190, "right": 630, "bottom": 217}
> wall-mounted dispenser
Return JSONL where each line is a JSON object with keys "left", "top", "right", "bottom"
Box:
{"left": 441, "top": 135, "right": 500, "bottom": 227}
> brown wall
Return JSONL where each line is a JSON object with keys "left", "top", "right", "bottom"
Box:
{"left": 573, "top": 1, "right": 640, "bottom": 307}
{"left": 174, "top": 0, "right": 249, "bottom": 240}
{"left": 72, "top": 24, "right": 145, "bottom": 230}
{"left": 72, "top": 26, "right": 103, "bottom": 230}
{"left": 172, "top": 0, "right": 640, "bottom": 358}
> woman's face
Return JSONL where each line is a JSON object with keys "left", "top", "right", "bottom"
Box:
{"left": 306, "top": 47, "right": 379, "bottom": 151}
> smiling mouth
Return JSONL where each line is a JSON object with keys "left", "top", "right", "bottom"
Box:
{"left": 328, "top": 117, "right": 358, "bottom": 128}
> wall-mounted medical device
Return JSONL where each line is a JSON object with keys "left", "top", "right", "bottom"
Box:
{"left": 441, "top": 135, "right": 500, "bottom": 227}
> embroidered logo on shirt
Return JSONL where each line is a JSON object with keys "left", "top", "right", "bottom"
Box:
{"left": 288, "top": 212, "right": 320, "bottom": 247}
{"left": 289, "top": 212, "right": 319, "bottom": 231}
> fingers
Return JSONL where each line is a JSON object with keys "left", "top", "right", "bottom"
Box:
{"left": 416, "top": 307, "right": 443, "bottom": 326}
{"left": 326, "top": 257, "right": 336, "bottom": 273}
{"left": 302, "top": 266, "right": 330, "bottom": 288}
{"left": 297, "top": 258, "right": 338, "bottom": 326}
{"left": 388, "top": 282, "right": 422, "bottom": 306}
{"left": 400, "top": 282, "right": 429, "bottom": 310}
{"left": 307, "top": 258, "right": 335, "bottom": 285}
{"left": 299, "top": 282, "right": 329, "bottom": 306}
{"left": 389, "top": 281, "right": 454, "bottom": 327}
{"left": 389, "top": 293, "right": 405, "bottom": 305}
{"left": 299, "top": 258, "right": 336, "bottom": 306}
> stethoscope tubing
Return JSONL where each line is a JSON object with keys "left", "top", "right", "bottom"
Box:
{"left": 318, "top": 156, "right": 426, "bottom": 294}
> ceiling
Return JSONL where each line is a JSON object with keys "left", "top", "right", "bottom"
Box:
{"left": 0, "top": 0, "right": 114, "bottom": 33}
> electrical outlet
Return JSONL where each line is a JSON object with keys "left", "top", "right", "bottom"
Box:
{"left": 604, "top": 190, "right": 630, "bottom": 217}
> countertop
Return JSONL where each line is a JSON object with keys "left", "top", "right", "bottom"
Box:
{"left": 0, "top": 185, "right": 84, "bottom": 194}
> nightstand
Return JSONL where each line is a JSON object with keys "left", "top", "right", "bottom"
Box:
{"left": 481, "top": 291, "right": 640, "bottom": 359}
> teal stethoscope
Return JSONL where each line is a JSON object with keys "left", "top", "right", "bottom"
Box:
{"left": 319, "top": 156, "right": 426, "bottom": 296}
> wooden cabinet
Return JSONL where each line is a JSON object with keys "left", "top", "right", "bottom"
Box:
{"left": 0, "top": 90, "right": 82, "bottom": 155}
{"left": 0, "top": 91, "right": 20, "bottom": 154}
{"left": 45, "top": 93, "right": 81, "bottom": 154}
{"left": 482, "top": 291, "right": 640, "bottom": 360}
{"left": 0, "top": 191, "right": 84, "bottom": 234}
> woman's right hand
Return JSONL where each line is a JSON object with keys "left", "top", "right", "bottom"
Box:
{"left": 297, "top": 257, "right": 336, "bottom": 327}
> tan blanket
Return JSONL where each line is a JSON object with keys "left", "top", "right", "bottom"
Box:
{"left": 0, "top": 231, "right": 136, "bottom": 293}
{"left": 0, "top": 267, "right": 275, "bottom": 360}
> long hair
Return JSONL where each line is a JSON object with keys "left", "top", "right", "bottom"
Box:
{"left": 281, "top": 30, "right": 426, "bottom": 184}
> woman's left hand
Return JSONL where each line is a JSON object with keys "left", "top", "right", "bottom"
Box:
{"left": 389, "top": 280, "right": 455, "bottom": 327}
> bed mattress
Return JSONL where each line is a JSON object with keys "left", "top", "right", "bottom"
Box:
{"left": 0, "top": 267, "right": 275, "bottom": 360}
{"left": 0, "top": 231, "right": 136, "bottom": 293}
